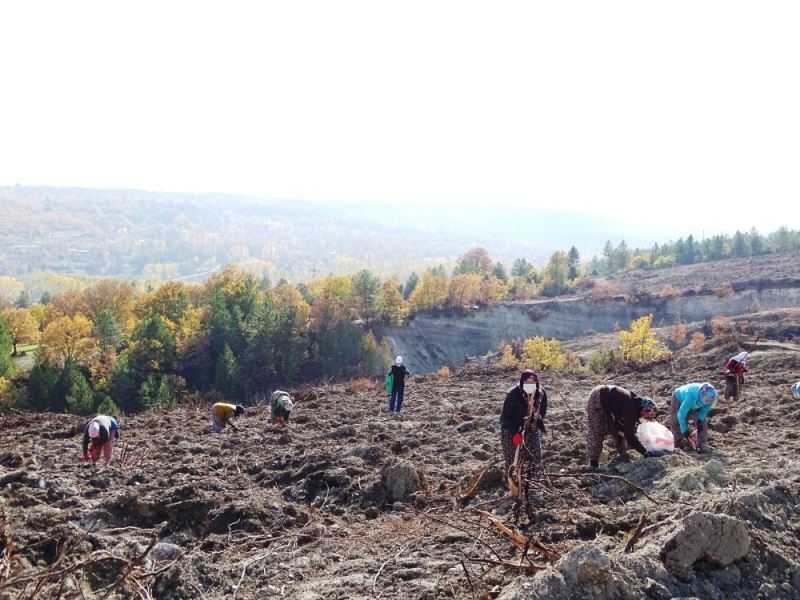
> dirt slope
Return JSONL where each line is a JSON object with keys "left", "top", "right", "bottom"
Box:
{"left": 2, "top": 326, "right": 800, "bottom": 599}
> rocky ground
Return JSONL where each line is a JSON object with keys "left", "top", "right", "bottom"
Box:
{"left": 2, "top": 312, "right": 800, "bottom": 599}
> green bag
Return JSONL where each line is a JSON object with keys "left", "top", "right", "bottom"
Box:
{"left": 385, "top": 373, "right": 394, "bottom": 395}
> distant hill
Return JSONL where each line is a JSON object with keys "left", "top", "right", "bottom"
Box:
{"left": 0, "top": 185, "right": 665, "bottom": 284}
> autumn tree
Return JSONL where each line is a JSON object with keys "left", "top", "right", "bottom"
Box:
{"left": 408, "top": 271, "right": 448, "bottom": 312}
{"left": 447, "top": 274, "right": 482, "bottom": 307}
{"left": 1, "top": 308, "right": 39, "bottom": 355}
{"left": 478, "top": 275, "right": 507, "bottom": 304}
{"left": 454, "top": 247, "right": 493, "bottom": 276}
{"left": 619, "top": 315, "right": 671, "bottom": 365}
{"left": 522, "top": 336, "right": 568, "bottom": 371}
{"left": 376, "top": 276, "right": 406, "bottom": 324}
{"left": 135, "top": 281, "right": 190, "bottom": 325}
{"left": 39, "top": 315, "right": 99, "bottom": 367}
{"left": 83, "top": 279, "right": 136, "bottom": 325}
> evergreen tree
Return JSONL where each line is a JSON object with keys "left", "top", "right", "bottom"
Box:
{"left": 0, "top": 316, "right": 14, "bottom": 378}
{"left": 491, "top": 262, "right": 509, "bottom": 283}
{"left": 402, "top": 272, "right": 419, "bottom": 299}
{"left": 511, "top": 258, "right": 533, "bottom": 277}
{"left": 567, "top": 246, "right": 581, "bottom": 280}
{"left": 732, "top": 231, "right": 748, "bottom": 257}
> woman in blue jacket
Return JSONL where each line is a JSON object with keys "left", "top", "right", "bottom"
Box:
{"left": 669, "top": 382, "right": 717, "bottom": 453}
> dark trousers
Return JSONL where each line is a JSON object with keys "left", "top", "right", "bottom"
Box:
{"left": 390, "top": 389, "right": 405, "bottom": 412}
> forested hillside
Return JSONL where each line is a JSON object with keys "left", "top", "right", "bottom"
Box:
{"left": 0, "top": 185, "right": 647, "bottom": 286}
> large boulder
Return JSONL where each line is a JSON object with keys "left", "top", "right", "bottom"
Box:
{"left": 661, "top": 512, "right": 751, "bottom": 580}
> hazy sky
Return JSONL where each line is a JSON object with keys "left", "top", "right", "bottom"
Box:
{"left": 1, "top": 1, "right": 798, "bottom": 233}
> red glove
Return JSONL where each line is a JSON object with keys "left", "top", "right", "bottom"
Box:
{"left": 82, "top": 453, "right": 90, "bottom": 463}
{"left": 511, "top": 432, "right": 523, "bottom": 446}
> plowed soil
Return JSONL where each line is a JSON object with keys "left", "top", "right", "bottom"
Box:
{"left": 2, "top": 313, "right": 800, "bottom": 599}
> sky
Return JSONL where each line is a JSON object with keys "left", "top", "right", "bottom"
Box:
{"left": 1, "top": 1, "right": 798, "bottom": 234}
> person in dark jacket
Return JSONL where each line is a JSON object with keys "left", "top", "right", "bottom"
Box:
{"left": 82, "top": 415, "right": 121, "bottom": 464}
{"left": 499, "top": 369, "right": 548, "bottom": 483}
{"left": 388, "top": 356, "right": 410, "bottom": 413}
{"left": 586, "top": 385, "right": 657, "bottom": 469}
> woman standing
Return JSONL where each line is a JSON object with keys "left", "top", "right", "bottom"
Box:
{"left": 499, "top": 369, "right": 548, "bottom": 490}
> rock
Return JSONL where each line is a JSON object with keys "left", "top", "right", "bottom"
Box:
{"left": 643, "top": 577, "right": 671, "bottom": 600}
{"left": 364, "top": 506, "right": 379, "bottom": 519}
{"left": 557, "top": 544, "right": 612, "bottom": 584}
{"left": 380, "top": 463, "right": 421, "bottom": 502}
{"left": 298, "top": 522, "right": 327, "bottom": 543}
{"left": 331, "top": 425, "right": 357, "bottom": 438}
{"left": 661, "top": 512, "right": 751, "bottom": 580}
{"left": 497, "top": 570, "right": 568, "bottom": 599}
{"left": 704, "top": 459, "right": 725, "bottom": 476}
{"left": 151, "top": 542, "right": 182, "bottom": 561}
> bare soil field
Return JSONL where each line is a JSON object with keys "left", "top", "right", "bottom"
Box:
{"left": 2, "top": 304, "right": 800, "bottom": 599}
{"left": 595, "top": 250, "right": 800, "bottom": 295}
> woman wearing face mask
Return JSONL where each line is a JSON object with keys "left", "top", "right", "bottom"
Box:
{"left": 499, "top": 369, "right": 548, "bottom": 484}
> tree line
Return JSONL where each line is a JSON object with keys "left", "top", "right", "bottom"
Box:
{"left": 1, "top": 227, "right": 799, "bottom": 415}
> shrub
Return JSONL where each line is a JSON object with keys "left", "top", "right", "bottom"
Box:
{"left": 432, "top": 366, "right": 451, "bottom": 379}
{"left": 96, "top": 395, "right": 122, "bottom": 416}
{"left": 498, "top": 343, "right": 519, "bottom": 369}
{"left": 345, "top": 377, "right": 374, "bottom": 394}
{"left": 522, "top": 336, "right": 568, "bottom": 371}
{"left": 714, "top": 282, "right": 735, "bottom": 297}
{"left": 587, "top": 349, "right": 617, "bottom": 374}
{"left": 669, "top": 322, "right": 687, "bottom": 350}
{"left": 619, "top": 315, "right": 671, "bottom": 366}
{"left": 589, "top": 280, "right": 620, "bottom": 301}
{"left": 689, "top": 332, "right": 706, "bottom": 352}
{"left": 710, "top": 315, "right": 733, "bottom": 339}
{"left": 659, "top": 284, "right": 680, "bottom": 299}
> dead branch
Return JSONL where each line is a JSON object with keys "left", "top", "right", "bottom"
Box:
{"left": 420, "top": 512, "right": 503, "bottom": 561}
{"left": 372, "top": 542, "right": 411, "bottom": 595}
{"left": 623, "top": 515, "right": 647, "bottom": 553}
{"left": 465, "top": 556, "right": 546, "bottom": 573}
{"left": 544, "top": 470, "right": 661, "bottom": 505}
{"left": 457, "top": 463, "right": 495, "bottom": 503}
{"left": 231, "top": 553, "right": 269, "bottom": 600}
{"left": 472, "top": 511, "right": 561, "bottom": 561}
{"left": 100, "top": 534, "right": 158, "bottom": 599}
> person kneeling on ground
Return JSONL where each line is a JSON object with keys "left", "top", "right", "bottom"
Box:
{"left": 210, "top": 402, "right": 245, "bottom": 433}
{"left": 586, "top": 385, "right": 658, "bottom": 469}
{"left": 82, "top": 414, "right": 121, "bottom": 465}
{"left": 669, "top": 382, "right": 717, "bottom": 453}
{"left": 270, "top": 390, "right": 294, "bottom": 426}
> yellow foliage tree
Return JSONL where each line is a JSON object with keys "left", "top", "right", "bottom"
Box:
{"left": 408, "top": 272, "right": 448, "bottom": 311}
{"left": 39, "top": 314, "right": 99, "bottom": 367}
{"left": 447, "top": 274, "right": 482, "bottom": 307}
{"left": 375, "top": 276, "right": 406, "bottom": 324}
{"left": 619, "top": 314, "right": 671, "bottom": 365}
{"left": 522, "top": 336, "right": 568, "bottom": 371}
{"left": 478, "top": 275, "right": 507, "bottom": 304}
{"left": 1, "top": 308, "right": 40, "bottom": 355}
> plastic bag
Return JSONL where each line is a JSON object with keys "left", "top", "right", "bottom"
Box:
{"left": 385, "top": 373, "right": 394, "bottom": 396}
{"left": 637, "top": 421, "right": 674, "bottom": 453}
